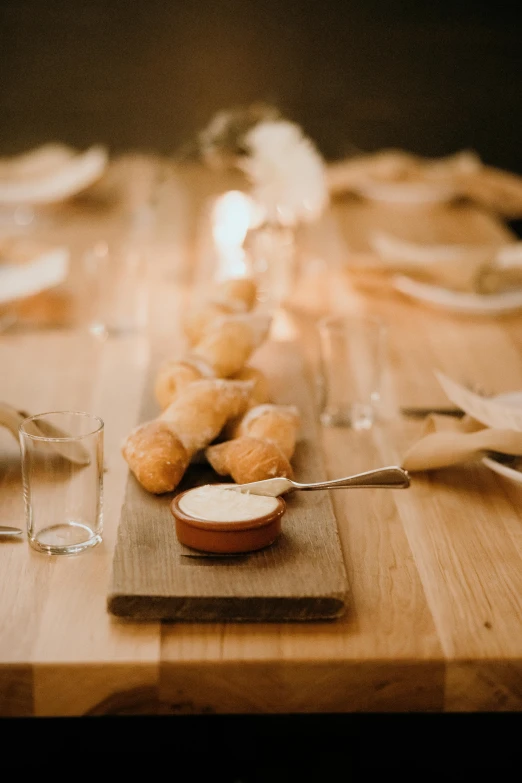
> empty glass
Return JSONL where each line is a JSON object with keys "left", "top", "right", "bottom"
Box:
{"left": 19, "top": 411, "right": 104, "bottom": 555}
{"left": 82, "top": 240, "right": 150, "bottom": 338}
{"left": 317, "top": 314, "right": 388, "bottom": 430}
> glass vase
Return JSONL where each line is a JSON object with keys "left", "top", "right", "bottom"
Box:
{"left": 244, "top": 220, "right": 297, "bottom": 310}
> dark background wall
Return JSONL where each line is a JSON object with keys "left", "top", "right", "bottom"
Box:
{"left": 1, "top": 0, "right": 521, "bottom": 171}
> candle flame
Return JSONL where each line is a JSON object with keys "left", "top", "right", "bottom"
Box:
{"left": 212, "top": 190, "right": 254, "bottom": 250}
{"left": 211, "top": 190, "right": 257, "bottom": 279}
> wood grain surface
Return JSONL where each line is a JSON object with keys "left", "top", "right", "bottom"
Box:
{"left": 3, "top": 157, "right": 522, "bottom": 717}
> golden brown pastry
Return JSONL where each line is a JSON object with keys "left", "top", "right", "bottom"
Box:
{"left": 122, "top": 276, "right": 292, "bottom": 494}
{"left": 205, "top": 403, "right": 301, "bottom": 483}
{"left": 121, "top": 421, "right": 190, "bottom": 494}
{"left": 123, "top": 379, "right": 255, "bottom": 494}
{"left": 154, "top": 356, "right": 215, "bottom": 410}
{"left": 158, "top": 378, "right": 255, "bottom": 455}
{"left": 183, "top": 302, "right": 235, "bottom": 347}
{"left": 183, "top": 276, "right": 258, "bottom": 345}
{"left": 212, "top": 276, "right": 258, "bottom": 311}
{"left": 227, "top": 403, "right": 301, "bottom": 459}
{"left": 205, "top": 436, "right": 294, "bottom": 484}
{"left": 230, "top": 366, "right": 271, "bottom": 406}
{"left": 191, "top": 312, "right": 271, "bottom": 377}
{"left": 219, "top": 366, "right": 272, "bottom": 441}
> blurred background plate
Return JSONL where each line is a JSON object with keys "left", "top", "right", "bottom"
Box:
{"left": 0, "top": 145, "right": 108, "bottom": 206}
{"left": 0, "top": 246, "right": 69, "bottom": 305}
{"left": 392, "top": 274, "right": 522, "bottom": 315}
{"left": 353, "top": 178, "right": 458, "bottom": 205}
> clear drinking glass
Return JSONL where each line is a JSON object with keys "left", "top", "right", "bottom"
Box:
{"left": 317, "top": 314, "right": 388, "bottom": 430}
{"left": 82, "top": 240, "right": 150, "bottom": 338}
{"left": 244, "top": 221, "right": 297, "bottom": 310}
{"left": 19, "top": 411, "right": 104, "bottom": 555}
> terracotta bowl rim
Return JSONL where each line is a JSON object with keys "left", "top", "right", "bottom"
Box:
{"left": 170, "top": 484, "right": 286, "bottom": 532}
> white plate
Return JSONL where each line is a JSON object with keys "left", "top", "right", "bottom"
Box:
{"left": 392, "top": 274, "right": 522, "bottom": 315}
{"left": 370, "top": 230, "right": 501, "bottom": 266}
{"left": 0, "top": 247, "right": 69, "bottom": 305}
{"left": 482, "top": 392, "right": 522, "bottom": 484}
{"left": 353, "top": 179, "right": 457, "bottom": 205}
{"left": 0, "top": 144, "right": 108, "bottom": 205}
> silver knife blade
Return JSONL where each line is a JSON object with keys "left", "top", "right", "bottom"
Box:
{"left": 400, "top": 406, "right": 465, "bottom": 418}
{"left": 0, "top": 526, "right": 23, "bottom": 537}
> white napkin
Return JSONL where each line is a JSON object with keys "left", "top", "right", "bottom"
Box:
{"left": 0, "top": 144, "right": 108, "bottom": 205}
{"left": 402, "top": 372, "right": 522, "bottom": 472}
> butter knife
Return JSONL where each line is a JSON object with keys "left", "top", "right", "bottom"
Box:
{"left": 400, "top": 406, "right": 465, "bottom": 418}
{"left": 0, "top": 526, "right": 23, "bottom": 538}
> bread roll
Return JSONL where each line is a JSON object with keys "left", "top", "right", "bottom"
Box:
{"left": 183, "top": 276, "right": 258, "bottom": 345}
{"left": 154, "top": 356, "right": 215, "bottom": 410}
{"left": 159, "top": 378, "right": 254, "bottom": 455}
{"left": 206, "top": 436, "right": 294, "bottom": 484}
{"left": 191, "top": 313, "right": 271, "bottom": 377}
{"left": 228, "top": 403, "right": 301, "bottom": 459}
{"left": 121, "top": 421, "right": 190, "bottom": 494}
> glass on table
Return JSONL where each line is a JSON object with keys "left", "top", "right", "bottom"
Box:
{"left": 317, "top": 313, "right": 388, "bottom": 430}
{"left": 19, "top": 411, "right": 104, "bottom": 555}
{"left": 81, "top": 240, "right": 150, "bottom": 338}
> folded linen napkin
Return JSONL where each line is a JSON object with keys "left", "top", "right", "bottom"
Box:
{"left": 401, "top": 414, "right": 522, "bottom": 471}
{"left": 401, "top": 372, "right": 522, "bottom": 472}
{"left": 327, "top": 149, "right": 522, "bottom": 218}
{"left": 363, "top": 231, "right": 522, "bottom": 294}
{"left": 0, "top": 143, "right": 108, "bottom": 205}
{"left": 0, "top": 402, "right": 90, "bottom": 465}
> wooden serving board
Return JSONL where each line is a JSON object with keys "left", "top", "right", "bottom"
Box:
{"left": 107, "top": 339, "right": 350, "bottom": 622}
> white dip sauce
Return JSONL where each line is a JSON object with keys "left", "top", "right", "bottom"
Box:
{"left": 178, "top": 485, "right": 279, "bottom": 523}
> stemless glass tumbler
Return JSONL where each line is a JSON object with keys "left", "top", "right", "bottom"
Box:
{"left": 82, "top": 240, "right": 150, "bottom": 338}
{"left": 317, "top": 314, "right": 388, "bottom": 430}
{"left": 19, "top": 411, "right": 104, "bottom": 555}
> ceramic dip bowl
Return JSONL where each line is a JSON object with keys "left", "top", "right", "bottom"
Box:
{"left": 170, "top": 483, "right": 286, "bottom": 554}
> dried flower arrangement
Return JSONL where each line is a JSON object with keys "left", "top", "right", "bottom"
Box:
{"left": 192, "top": 103, "right": 329, "bottom": 227}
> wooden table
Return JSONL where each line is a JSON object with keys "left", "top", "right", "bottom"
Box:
{"left": 2, "top": 154, "right": 522, "bottom": 727}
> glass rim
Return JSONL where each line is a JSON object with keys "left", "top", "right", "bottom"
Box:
{"left": 18, "top": 410, "right": 104, "bottom": 442}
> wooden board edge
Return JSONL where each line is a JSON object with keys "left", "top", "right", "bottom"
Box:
{"left": 106, "top": 592, "right": 348, "bottom": 623}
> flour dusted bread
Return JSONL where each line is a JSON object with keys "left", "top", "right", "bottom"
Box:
{"left": 191, "top": 312, "right": 272, "bottom": 377}
{"left": 154, "top": 356, "right": 215, "bottom": 410}
{"left": 183, "top": 303, "right": 235, "bottom": 347}
{"left": 183, "top": 276, "right": 258, "bottom": 345}
{"left": 123, "top": 378, "right": 254, "bottom": 493}
{"left": 206, "top": 437, "right": 294, "bottom": 484}
{"left": 230, "top": 366, "right": 271, "bottom": 405}
{"left": 121, "top": 421, "right": 189, "bottom": 494}
{"left": 122, "top": 276, "right": 301, "bottom": 494}
{"left": 212, "top": 276, "right": 257, "bottom": 311}
{"left": 159, "top": 377, "right": 254, "bottom": 454}
{"left": 226, "top": 403, "right": 301, "bottom": 459}
{"left": 205, "top": 403, "right": 301, "bottom": 483}
{"left": 220, "top": 366, "right": 272, "bottom": 440}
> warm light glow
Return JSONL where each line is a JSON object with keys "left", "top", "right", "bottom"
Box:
{"left": 212, "top": 190, "right": 253, "bottom": 249}
{"left": 211, "top": 191, "right": 256, "bottom": 279}
{"left": 211, "top": 190, "right": 263, "bottom": 280}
